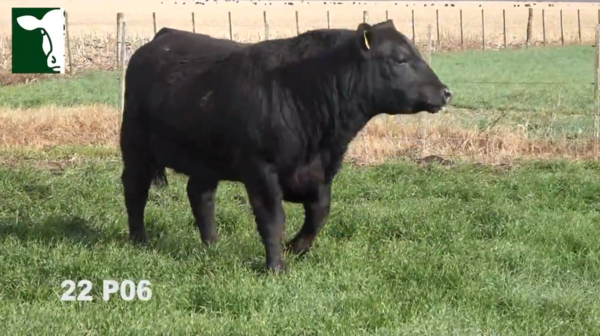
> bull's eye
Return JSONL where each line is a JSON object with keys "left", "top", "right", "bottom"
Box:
{"left": 394, "top": 59, "right": 406, "bottom": 65}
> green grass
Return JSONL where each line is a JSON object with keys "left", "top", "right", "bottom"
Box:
{"left": 434, "top": 45, "right": 595, "bottom": 114}
{"left": 1, "top": 153, "right": 600, "bottom": 334}
{"left": 0, "top": 45, "right": 595, "bottom": 115}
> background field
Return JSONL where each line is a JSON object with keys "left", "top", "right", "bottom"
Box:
{"left": 1, "top": 0, "right": 600, "bottom": 71}
{"left": 1, "top": 44, "right": 597, "bottom": 163}
{"left": 1, "top": 0, "right": 600, "bottom": 334}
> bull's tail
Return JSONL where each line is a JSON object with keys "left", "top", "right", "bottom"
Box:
{"left": 151, "top": 166, "right": 168, "bottom": 188}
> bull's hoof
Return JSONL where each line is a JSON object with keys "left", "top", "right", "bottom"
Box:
{"left": 200, "top": 231, "right": 218, "bottom": 246}
{"left": 266, "top": 260, "right": 288, "bottom": 273}
{"left": 129, "top": 232, "right": 148, "bottom": 245}
{"left": 284, "top": 238, "right": 311, "bottom": 256}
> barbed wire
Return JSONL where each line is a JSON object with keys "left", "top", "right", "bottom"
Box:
{"left": 445, "top": 81, "right": 594, "bottom": 85}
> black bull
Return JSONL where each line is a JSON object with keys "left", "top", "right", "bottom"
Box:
{"left": 120, "top": 21, "right": 452, "bottom": 272}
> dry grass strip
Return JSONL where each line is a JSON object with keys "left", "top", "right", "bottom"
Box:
{"left": 1, "top": 105, "right": 597, "bottom": 165}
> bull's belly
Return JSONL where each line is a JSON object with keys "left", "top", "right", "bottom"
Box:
{"left": 149, "top": 134, "right": 240, "bottom": 181}
{"left": 148, "top": 132, "right": 325, "bottom": 202}
{"left": 278, "top": 169, "right": 324, "bottom": 204}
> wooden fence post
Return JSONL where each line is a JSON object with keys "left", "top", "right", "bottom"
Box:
{"left": 152, "top": 12, "right": 156, "bottom": 35}
{"left": 595, "top": 25, "right": 600, "bottom": 108}
{"left": 594, "top": 24, "right": 600, "bottom": 159}
{"left": 363, "top": 10, "right": 368, "bottom": 24}
{"left": 542, "top": 9, "right": 546, "bottom": 46}
{"left": 116, "top": 13, "right": 124, "bottom": 69}
{"left": 481, "top": 9, "right": 485, "bottom": 50}
{"left": 577, "top": 9, "right": 581, "bottom": 44}
{"left": 192, "top": 12, "right": 196, "bottom": 33}
{"left": 228, "top": 12, "right": 233, "bottom": 40}
{"left": 119, "top": 20, "right": 127, "bottom": 113}
{"left": 327, "top": 10, "right": 330, "bottom": 29}
{"left": 427, "top": 24, "right": 433, "bottom": 65}
{"left": 460, "top": 9, "right": 463, "bottom": 50}
{"left": 65, "top": 11, "right": 73, "bottom": 75}
{"left": 436, "top": 9, "right": 440, "bottom": 49}
{"left": 503, "top": 9, "right": 507, "bottom": 48}
{"left": 295, "top": 11, "right": 300, "bottom": 35}
{"left": 526, "top": 8, "right": 533, "bottom": 48}
{"left": 263, "top": 11, "right": 269, "bottom": 40}
{"left": 560, "top": 9, "right": 564, "bottom": 46}
{"left": 411, "top": 10, "right": 415, "bottom": 45}
{"left": 595, "top": 25, "right": 600, "bottom": 157}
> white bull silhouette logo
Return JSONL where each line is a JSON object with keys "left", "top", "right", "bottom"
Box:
{"left": 16, "top": 9, "right": 65, "bottom": 73}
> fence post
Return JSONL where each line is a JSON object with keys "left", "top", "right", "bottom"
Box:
{"left": 116, "top": 13, "right": 124, "bottom": 69}
{"left": 119, "top": 20, "right": 127, "bottom": 113}
{"left": 411, "top": 10, "right": 415, "bottom": 45}
{"left": 503, "top": 9, "right": 507, "bottom": 48}
{"left": 560, "top": 9, "right": 564, "bottom": 46}
{"left": 436, "top": 9, "right": 440, "bottom": 49}
{"left": 595, "top": 25, "right": 600, "bottom": 157}
{"left": 65, "top": 11, "right": 73, "bottom": 75}
{"left": 152, "top": 12, "right": 156, "bottom": 35}
{"left": 363, "top": 10, "right": 368, "bottom": 24}
{"left": 263, "top": 11, "right": 269, "bottom": 40}
{"left": 427, "top": 24, "right": 433, "bottom": 65}
{"left": 460, "top": 9, "right": 463, "bottom": 50}
{"left": 192, "top": 12, "right": 196, "bottom": 33}
{"left": 542, "top": 9, "right": 546, "bottom": 46}
{"left": 577, "top": 9, "right": 581, "bottom": 44}
{"left": 526, "top": 8, "right": 533, "bottom": 48}
{"left": 228, "top": 12, "right": 233, "bottom": 40}
{"left": 295, "top": 11, "right": 300, "bottom": 35}
{"left": 481, "top": 9, "right": 485, "bottom": 50}
{"left": 327, "top": 10, "right": 330, "bottom": 29}
{"left": 385, "top": 10, "right": 388, "bottom": 21}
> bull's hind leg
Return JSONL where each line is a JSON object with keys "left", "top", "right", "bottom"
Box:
{"left": 120, "top": 116, "right": 157, "bottom": 244}
{"left": 187, "top": 176, "right": 219, "bottom": 245}
{"left": 285, "top": 183, "right": 332, "bottom": 255}
{"left": 121, "top": 163, "right": 154, "bottom": 243}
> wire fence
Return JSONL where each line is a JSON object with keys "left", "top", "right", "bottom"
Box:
{"left": 1, "top": 6, "right": 600, "bottom": 162}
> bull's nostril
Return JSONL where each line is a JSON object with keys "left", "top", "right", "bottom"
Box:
{"left": 442, "top": 88, "right": 452, "bottom": 102}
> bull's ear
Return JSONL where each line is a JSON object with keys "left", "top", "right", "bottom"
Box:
{"left": 16, "top": 15, "right": 40, "bottom": 31}
{"left": 356, "top": 23, "right": 372, "bottom": 53}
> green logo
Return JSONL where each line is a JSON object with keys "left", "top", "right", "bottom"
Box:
{"left": 12, "top": 7, "right": 65, "bottom": 74}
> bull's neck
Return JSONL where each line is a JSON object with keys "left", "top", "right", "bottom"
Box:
{"left": 275, "top": 48, "right": 376, "bottom": 176}
{"left": 318, "top": 70, "right": 376, "bottom": 180}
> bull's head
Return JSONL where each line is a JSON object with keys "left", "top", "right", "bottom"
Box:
{"left": 16, "top": 9, "right": 65, "bottom": 73}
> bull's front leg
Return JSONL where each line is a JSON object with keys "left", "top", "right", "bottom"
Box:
{"left": 285, "top": 183, "right": 332, "bottom": 255}
{"left": 187, "top": 176, "right": 219, "bottom": 245}
{"left": 244, "top": 166, "right": 287, "bottom": 272}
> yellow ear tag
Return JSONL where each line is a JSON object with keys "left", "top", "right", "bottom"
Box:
{"left": 363, "top": 30, "right": 370, "bottom": 50}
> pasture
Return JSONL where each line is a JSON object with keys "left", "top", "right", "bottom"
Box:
{"left": 2, "top": 156, "right": 600, "bottom": 334}
{"left": 1, "top": 0, "right": 600, "bottom": 334}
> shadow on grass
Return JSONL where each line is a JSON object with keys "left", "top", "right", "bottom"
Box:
{"left": 0, "top": 214, "right": 199, "bottom": 257}
{"left": 0, "top": 215, "right": 107, "bottom": 246}
{"left": 0, "top": 210, "right": 309, "bottom": 273}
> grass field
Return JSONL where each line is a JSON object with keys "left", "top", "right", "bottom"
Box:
{"left": 1, "top": 3, "right": 600, "bottom": 332}
{"left": 1, "top": 45, "right": 594, "bottom": 114}
{"left": 1, "top": 153, "right": 600, "bottom": 334}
